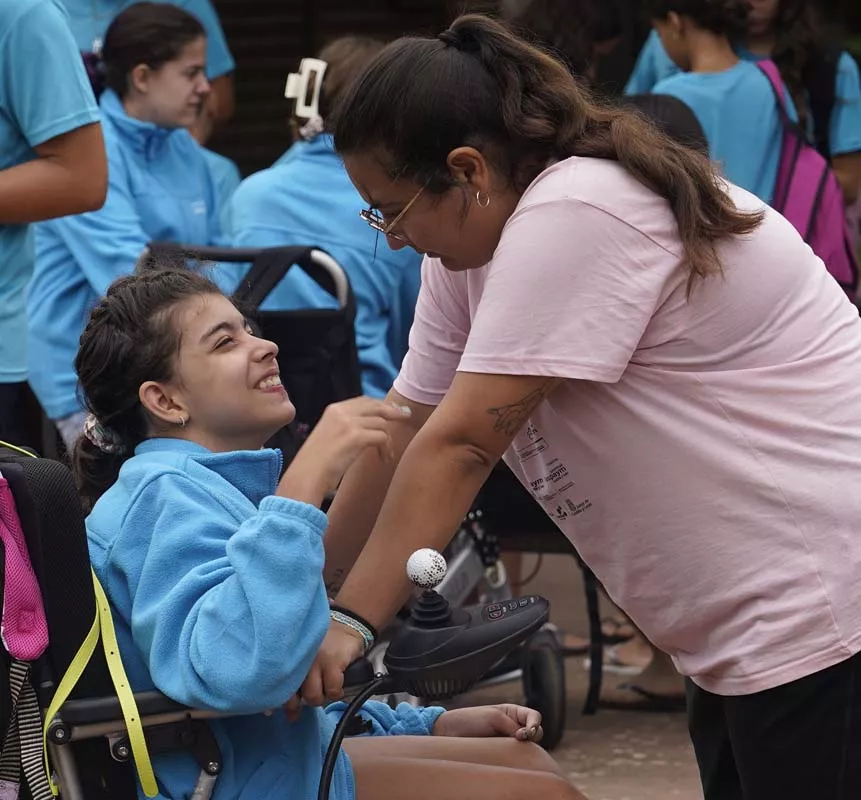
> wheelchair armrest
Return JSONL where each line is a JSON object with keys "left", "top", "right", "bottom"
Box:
{"left": 58, "top": 690, "right": 187, "bottom": 726}
{"left": 53, "top": 659, "right": 377, "bottom": 730}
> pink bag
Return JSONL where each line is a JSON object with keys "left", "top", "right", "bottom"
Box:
{"left": 0, "top": 476, "right": 48, "bottom": 661}
{"left": 758, "top": 59, "right": 859, "bottom": 299}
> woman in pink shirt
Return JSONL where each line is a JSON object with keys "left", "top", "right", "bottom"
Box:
{"left": 301, "top": 13, "right": 861, "bottom": 800}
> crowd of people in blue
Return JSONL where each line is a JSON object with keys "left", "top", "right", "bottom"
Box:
{"left": 1, "top": 0, "right": 861, "bottom": 799}
{"left": 3, "top": 0, "right": 860, "bottom": 452}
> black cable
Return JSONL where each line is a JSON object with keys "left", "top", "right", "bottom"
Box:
{"left": 318, "top": 675, "right": 388, "bottom": 800}
{"left": 510, "top": 553, "right": 544, "bottom": 589}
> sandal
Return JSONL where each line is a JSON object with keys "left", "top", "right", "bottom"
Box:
{"left": 582, "top": 644, "right": 647, "bottom": 676}
{"left": 599, "top": 682, "right": 687, "bottom": 713}
{"left": 600, "top": 616, "right": 636, "bottom": 644}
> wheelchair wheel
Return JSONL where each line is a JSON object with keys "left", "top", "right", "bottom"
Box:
{"left": 521, "top": 629, "right": 566, "bottom": 750}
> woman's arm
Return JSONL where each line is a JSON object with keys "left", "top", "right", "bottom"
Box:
{"left": 323, "top": 388, "right": 435, "bottom": 596}
{"left": 301, "top": 371, "right": 560, "bottom": 704}
{"left": 334, "top": 372, "right": 560, "bottom": 627}
{"left": 0, "top": 124, "right": 107, "bottom": 222}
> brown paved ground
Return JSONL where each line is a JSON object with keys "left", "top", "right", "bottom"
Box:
{"left": 450, "top": 554, "right": 703, "bottom": 800}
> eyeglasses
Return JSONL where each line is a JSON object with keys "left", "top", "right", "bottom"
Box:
{"left": 359, "top": 185, "right": 425, "bottom": 243}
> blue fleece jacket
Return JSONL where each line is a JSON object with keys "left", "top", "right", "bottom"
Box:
{"left": 230, "top": 135, "right": 423, "bottom": 398}
{"left": 28, "top": 90, "right": 228, "bottom": 420}
{"left": 87, "top": 437, "right": 445, "bottom": 800}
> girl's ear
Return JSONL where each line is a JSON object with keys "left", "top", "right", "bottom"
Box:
{"left": 667, "top": 11, "right": 685, "bottom": 40}
{"left": 139, "top": 380, "right": 188, "bottom": 427}
{"left": 129, "top": 63, "right": 151, "bottom": 95}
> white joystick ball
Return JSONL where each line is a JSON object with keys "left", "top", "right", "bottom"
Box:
{"left": 406, "top": 548, "right": 447, "bottom": 590}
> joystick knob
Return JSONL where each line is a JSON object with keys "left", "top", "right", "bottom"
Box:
{"left": 406, "top": 549, "right": 452, "bottom": 627}
{"left": 406, "top": 548, "right": 448, "bottom": 590}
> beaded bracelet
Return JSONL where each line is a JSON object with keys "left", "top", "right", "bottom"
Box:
{"left": 330, "top": 610, "right": 375, "bottom": 653}
{"left": 329, "top": 605, "right": 379, "bottom": 642}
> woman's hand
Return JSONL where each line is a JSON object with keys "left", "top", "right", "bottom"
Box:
{"left": 432, "top": 705, "right": 543, "bottom": 742}
{"left": 299, "top": 622, "right": 367, "bottom": 706}
{"left": 277, "top": 397, "right": 412, "bottom": 507}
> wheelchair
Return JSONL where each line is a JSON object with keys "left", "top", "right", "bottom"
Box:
{"left": 0, "top": 446, "right": 554, "bottom": 800}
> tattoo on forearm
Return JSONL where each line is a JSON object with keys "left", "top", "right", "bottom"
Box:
{"left": 486, "top": 379, "right": 560, "bottom": 436}
{"left": 325, "top": 568, "right": 346, "bottom": 598}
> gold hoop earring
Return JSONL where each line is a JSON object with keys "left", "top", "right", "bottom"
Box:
{"left": 475, "top": 191, "right": 491, "bottom": 209}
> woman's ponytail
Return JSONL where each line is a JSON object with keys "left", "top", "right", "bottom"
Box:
{"left": 333, "top": 13, "right": 763, "bottom": 290}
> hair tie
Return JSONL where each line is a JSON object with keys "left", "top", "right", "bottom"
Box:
{"left": 438, "top": 29, "right": 479, "bottom": 53}
{"left": 438, "top": 30, "right": 460, "bottom": 48}
{"left": 83, "top": 414, "right": 126, "bottom": 455}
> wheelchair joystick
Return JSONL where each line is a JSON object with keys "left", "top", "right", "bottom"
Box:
{"left": 406, "top": 548, "right": 453, "bottom": 627}
{"left": 381, "top": 548, "right": 551, "bottom": 700}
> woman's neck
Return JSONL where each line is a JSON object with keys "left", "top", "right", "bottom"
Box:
{"left": 686, "top": 31, "right": 741, "bottom": 73}
{"left": 121, "top": 94, "right": 159, "bottom": 125}
{"left": 743, "top": 33, "right": 776, "bottom": 58}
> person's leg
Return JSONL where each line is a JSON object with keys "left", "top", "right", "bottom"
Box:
{"left": 348, "top": 751, "right": 585, "bottom": 800}
{"left": 685, "top": 679, "right": 744, "bottom": 800}
{"left": 724, "top": 651, "right": 861, "bottom": 800}
{"left": 344, "top": 734, "right": 562, "bottom": 776}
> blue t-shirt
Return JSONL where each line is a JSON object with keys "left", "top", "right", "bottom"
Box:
{"left": 0, "top": 0, "right": 100, "bottom": 383}
{"left": 28, "top": 90, "right": 227, "bottom": 419}
{"left": 653, "top": 61, "right": 796, "bottom": 204}
{"left": 59, "top": 0, "right": 235, "bottom": 79}
{"left": 230, "top": 135, "right": 423, "bottom": 398}
{"left": 627, "top": 29, "right": 861, "bottom": 157}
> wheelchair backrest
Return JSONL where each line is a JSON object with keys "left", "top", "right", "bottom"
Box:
{"left": 0, "top": 450, "right": 111, "bottom": 700}
{"left": 0, "top": 449, "right": 137, "bottom": 799}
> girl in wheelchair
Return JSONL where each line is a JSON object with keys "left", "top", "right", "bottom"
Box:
{"left": 71, "top": 268, "right": 585, "bottom": 800}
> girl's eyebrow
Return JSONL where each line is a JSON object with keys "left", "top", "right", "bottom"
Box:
{"left": 199, "top": 317, "right": 247, "bottom": 344}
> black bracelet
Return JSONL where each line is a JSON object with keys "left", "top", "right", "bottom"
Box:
{"left": 329, "top": 604, "right": 379, "bottom": 641}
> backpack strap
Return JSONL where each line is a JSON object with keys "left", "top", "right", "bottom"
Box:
{"left": 0, "top": 659, "right": 54, "bottom": 800}
{"left": 756, "top": 60, "right": 794, "bottom": 124}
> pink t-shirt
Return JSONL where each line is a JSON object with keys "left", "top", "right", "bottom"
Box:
{"left": 395, "top": 156, "right": 861, "bottom": 696}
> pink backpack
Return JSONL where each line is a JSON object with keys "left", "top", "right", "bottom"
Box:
{"left": 757, "top": 60, "right": 859, "bottom": 299}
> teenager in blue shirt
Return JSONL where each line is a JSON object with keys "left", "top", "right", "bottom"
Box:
{"left": 29, "top": 3, "right": 227, "bottom": 452}
{"left": 626, "top": 0, "right": 861, "bottom": 203}
{"left": 0, "top": 0, "right": 106, "bottom": 448}
{"left": 231, "top": 37, "right": 423, "bottom": 398}
{"left": 71, "top": 268, "right": 581, "bottom": 800}
{"left": 60, "top": 0, "right": 234, "bottom": 142}
{"left": 644, "top": 0, "right": 793, "bottom": 204}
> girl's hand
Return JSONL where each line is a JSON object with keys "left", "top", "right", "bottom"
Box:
{"left": 277, "top": 397, "right": 412, "bottom": 506}
{"left": 432, "top": 704, "right": 543, "bottom": 742}
{"left": 299, "top": 622, "right": 367, "bottom": 706}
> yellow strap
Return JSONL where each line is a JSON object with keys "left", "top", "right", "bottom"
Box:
{"left": 41, "top": 571, "right": 158, "bottom": 797}
{"left": 42, "top": 605, "right": 100, "bottom": 796}
{"left": 0, "top": 440, "right": 38, "bottom": 459}
{"left": 92, "top": 571, "right": 158, "bottom": 796}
